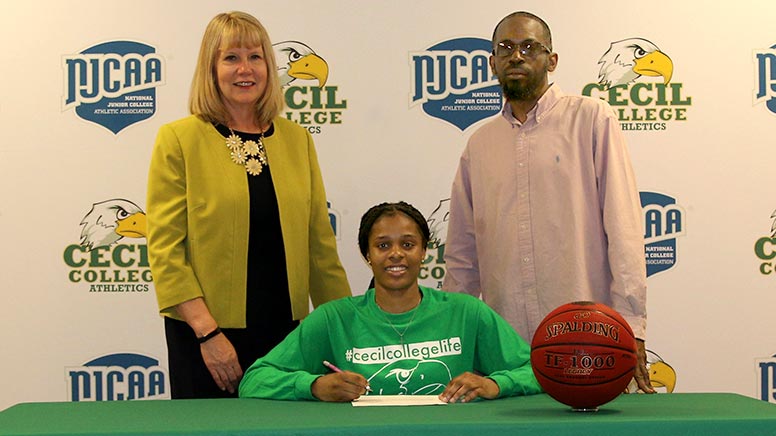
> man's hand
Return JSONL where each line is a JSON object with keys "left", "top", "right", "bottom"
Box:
{"left": 632, "top": 339, "right": 656, "bottom": 393}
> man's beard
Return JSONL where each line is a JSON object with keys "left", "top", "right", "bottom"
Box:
{"left": 500, "top": 73, "right": 544, "bottom": 101}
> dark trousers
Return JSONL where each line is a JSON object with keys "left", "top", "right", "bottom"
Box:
{"left": 164, "top": 316, "right": 298, "bottom": 399}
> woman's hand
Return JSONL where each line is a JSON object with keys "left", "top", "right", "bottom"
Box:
{"left": 311, "top": 372, "right": 370, "bottom": 402}
{"left": 174, "top": 297, "right": 243, "bottom": 393}
{"left": 200, "top": 333, "right": 243, "bottom": 393}
{"left": 439, "top": 372, "right": 500, "bottom": 403}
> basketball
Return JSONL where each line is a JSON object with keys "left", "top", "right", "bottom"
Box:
{"left": 530, "top": 301, "right": 637, "bottom": 410}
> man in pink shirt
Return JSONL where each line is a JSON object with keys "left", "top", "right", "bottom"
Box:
{"left": 443, "top": 11, "right": 654, "bottom": 393}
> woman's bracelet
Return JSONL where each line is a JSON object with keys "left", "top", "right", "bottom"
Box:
{"left": 197, "top": 326, "right": 222, "bottom": 344}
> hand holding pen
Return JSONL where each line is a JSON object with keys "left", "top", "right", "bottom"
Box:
{"left": 311, "top": 360, "right": 372, "bottom": 402}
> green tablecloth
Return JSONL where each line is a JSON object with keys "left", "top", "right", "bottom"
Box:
{"left": 1, "top": 393, "right": 775, "bottom": 435}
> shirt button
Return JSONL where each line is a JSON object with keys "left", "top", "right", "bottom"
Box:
{"left": 522, "top": 257, "right": 531, "bottom": 263}
{"left": 518, "top": 162, "right": 525, "bottom": 167}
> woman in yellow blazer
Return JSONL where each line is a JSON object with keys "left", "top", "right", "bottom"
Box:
{"left": 146, "top": 11, "right": 351, "bottom": 399}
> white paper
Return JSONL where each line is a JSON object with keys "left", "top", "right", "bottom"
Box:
{"left": 351, "top": 395, "right": 448, "bottom": 407}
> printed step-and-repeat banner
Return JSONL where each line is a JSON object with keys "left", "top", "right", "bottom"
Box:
{"left": 1, "top": 0, "right": 775, "bottom": 409}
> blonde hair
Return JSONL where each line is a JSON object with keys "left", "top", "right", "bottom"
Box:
{"left": 189, "top": 11, "right": 284, "bottom": 127}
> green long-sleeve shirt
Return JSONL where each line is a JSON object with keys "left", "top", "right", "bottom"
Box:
{"left": 239, "top": 286, "right": 542, "bottom": 400}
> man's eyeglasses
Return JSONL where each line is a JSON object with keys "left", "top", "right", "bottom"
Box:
{"left": 494, "top": 40, "right": 551, "bottom": 58}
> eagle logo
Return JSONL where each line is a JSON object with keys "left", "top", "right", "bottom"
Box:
{"left": 645, "top": 350, "right": 677, "bottom": 393}
{"left": 597, "top": 38, "right": 674, "bottom": 89}
{"left": 272, "top": 41, "right": 329, "bottom": 88}
{"left": 79, "top": 199, "right": 147, "bottom": 251}
{"left": 426, "top": 199, "right": 450, "bottom": 249}
{"left": 368, "top": 359, "right": 452, "bottom": 395}
{"left": 771, "top": 209, "right": 776, "bottom": 237}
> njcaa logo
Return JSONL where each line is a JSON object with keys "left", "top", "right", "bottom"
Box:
{"left": 582, "top": 38, "right": 692, "bottom": 131}
{"left": 275, "top": 40, "right": 346, "bottom": 135}
{"left": 641, "top": 191, "right": 685, "bottom": 277}
{"left": 63, "top": 40, "right": 164, "bottom": 134}
{"left": 754, "top": 44, "right": 776, "bottom": 115}
{"left": 63, "top": 199, "right": 152, "bottom": 293}
{"left": 419, "top": 199, "right": 449, "bottom": 289}
{"left": 756, "top": 354, "right": 776, "bottom": 402}
{"left": 66, "top": 353, "right": 168, "bottom": 401}
{"left": 327, "top": 201, "right": 341, "bottom": 241}
{"left": 410, "top": 38, "right": 501, "bottom": 131}
{"left": 753, "top": 209, "right": 776, "bottom": 274}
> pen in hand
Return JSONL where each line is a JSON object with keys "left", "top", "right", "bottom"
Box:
{"left": 323, "top": 360, "right": 372, "bottom": 392}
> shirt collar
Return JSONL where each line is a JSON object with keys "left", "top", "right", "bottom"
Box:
{"left": 501, "top": 83, "right": 562, "bottom": 125}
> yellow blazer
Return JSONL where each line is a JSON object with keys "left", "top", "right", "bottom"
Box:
{"left": 146, "top": 115, "right": 351, "bottom": 327}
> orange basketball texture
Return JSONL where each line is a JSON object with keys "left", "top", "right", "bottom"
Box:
{"left": 530, "top": 301, "right": 637, "bottom": 409}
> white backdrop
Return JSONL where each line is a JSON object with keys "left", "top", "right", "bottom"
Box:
{"left": 2, "top": 0, "right": 776, "bottom": 410}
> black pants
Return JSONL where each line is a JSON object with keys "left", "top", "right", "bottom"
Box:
{"left": 164, "top": 316, "right": 298, "bottom": 399}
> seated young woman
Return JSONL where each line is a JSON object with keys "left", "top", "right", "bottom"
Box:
{"left": 238, "top": 201, "right": 542, "bottom": 402}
